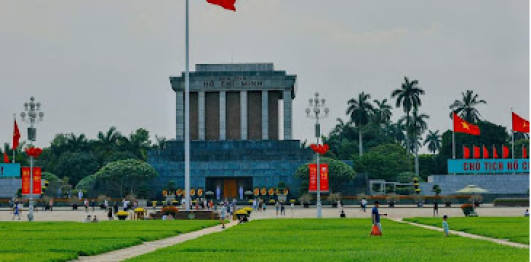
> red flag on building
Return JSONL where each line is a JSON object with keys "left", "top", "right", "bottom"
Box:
{"left": 523, "top": 145, "right": 528, "bottom": 159}
{"left": 492, "top": 146, "right": 499, "bottom": 159}
{"left": 3, "top": 152, "right": 9, "bottom": 163}
{"left": 502, "top": 145, "right": 510, "bottom": 159}
{"left": 207, "top": 0, "right": 236, "bottom": 11}
{"left": 512, "top": 112, "right": 529, "bottom": 133}
{"left": 13, "top": 120, "right": 20, "bottom": 149}
{"left": 453, "top": 113, "right": 480, "bottom": 135}
{"left": 463, "top": 146, "right": 470, "bottom": 159}
{"left": 473, "top": 145, "right": 481, "bottom": 159}
{"left": 482, "top": 145, "right": 489, "bottom": 158}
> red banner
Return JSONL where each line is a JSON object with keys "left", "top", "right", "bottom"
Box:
{"left": 21, "top": 167, "right": 42, "bottom": 195}
{"left": 33, "top": 167, "right": 42, "bottom": 195}
{"left": 21, "top": 167, "right": 30, "bottom": 195}
{"left": 308, "top": 163, "right": 329, "bottom": 193}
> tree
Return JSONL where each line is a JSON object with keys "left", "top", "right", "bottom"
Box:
{"left": 95, "top": 159, "right": 158, "bottom": 197}
{"left": 346, "top": 92, "right": 374, "bottom": 156}
{"left": 391, "top": 77, "right": 425, "bottom": 156}
{"left": 354, "top": 143, "right": 411, "bottom": 181}
{"left": 400, "top": 110, "right": 429, "bottom": 175}
{"left": 449, "top": 90, "right": 487, "bottom": 122}
{"left": 295, "top": 157, "right": 356, "bottom": 193}
{"left": 75, "top": 174, "right": 97, "bottom": 191}
{"left": 54, "top": 152, "right": 99, "bottom": 186}
{"left": 94, "top": 126, "right": 122, "bottom": 164}
{"left": 373, "top": 98, "right": 393, "bottom": 126}
{"left": 153, "top": 136, "right": 167, "bottom": 150}
{"left": 118, "top": 128, "right": 151, "bottom": 160}
{"left": 424, "top": 130, "right": 442, "bottom": 154}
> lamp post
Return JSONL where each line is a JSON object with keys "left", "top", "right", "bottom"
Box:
{"left": 20, "top": 96, "right": 44, "bottom": 221}
{"left": 306, "top": 92, "right": 329, "bottom": 218}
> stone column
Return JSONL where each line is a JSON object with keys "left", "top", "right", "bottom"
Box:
{"left": 283, "top": 90, "right": 293, "bottom": 140}
{"left": 198, "top": 91, "right": 205, "bottom": 140}
{"left": 176, "top": 91, "right": 184, "bottom": 141}
{"left": 240, "top": 90, "right": 248, "bottom": 140}
{"left": 262, "top": 90, "right": 269, "bottom": 140}
{"left": 219, "top": 91, "right": 226, "bottom": 140}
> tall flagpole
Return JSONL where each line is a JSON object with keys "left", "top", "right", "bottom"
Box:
{"left": 12, "top": 114, "right": 16, "bottom": 164}
{"left": 184, "top": 0, "right": 191, "bottom": 211}
{"left": 511, "top": 108, "right": 515, "bottom": 175}
{"left": 452, "top": 112, "right": 456, "bottom": 175}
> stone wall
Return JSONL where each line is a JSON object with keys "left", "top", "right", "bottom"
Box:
{"left": 419, "top": 174, "right": 529, "bottom": 195}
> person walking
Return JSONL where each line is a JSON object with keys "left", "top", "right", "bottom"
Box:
{"left": 280, "top": 201, "right": 286, "bottom": 216}
{"left": 361, "top": 198, "right": 367, "bottom": 212}
{"left": 49, "top": 198, "right": 54, "bottom": 212}
{"left": 12, "top": 201, "right": 21, "bottom": 220}
{"left": 371, "top": 201, "right": 387, "bottom": 234}
{"left": 107, "top": 207, "right": 113, "bottom": 220}
{"left": 84, "top": 198, "right": 89, "bottom": 212}
{"left": 433, "top": 200, "right": 439, "bottom": 217}
{"left": 291, "top": 201, "right": 295, "bottom": 217}
{"left": 252, "top": 199, "right": 257, "bottom": 211}
{"left": 113, "top": 201, "right": 119, "bottom": 214}
{"left": 219, "top": 203, "right": 227, "bottom": 229}
{"left": 442, "top": 215, "right": 449, "bottom": 237}
{"left": 275, "top": 201, "right": 279, "bottom": 217}
{"left": 91, "top": 199, "right": 96, "bottom": 212}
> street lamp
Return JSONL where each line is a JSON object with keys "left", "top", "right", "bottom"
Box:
{"left": 20, "top": 96, "right": 44, "bottom": 221}
{"left": 306, "top": 92, "right": 329, "bottom": 218}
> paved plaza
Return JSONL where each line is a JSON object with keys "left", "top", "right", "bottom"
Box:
{"left": 0, "top": 205, "right": 526, "bottom": 222}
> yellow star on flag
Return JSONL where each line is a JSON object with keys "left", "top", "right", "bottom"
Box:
{"left": 461, "top": 122, "right": 470, "bottom": 129}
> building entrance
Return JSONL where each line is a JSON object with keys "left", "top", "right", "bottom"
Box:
{"left": 206, "top": 177, "right": 252, "bottom": 200}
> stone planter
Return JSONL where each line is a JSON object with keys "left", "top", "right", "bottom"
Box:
{"left": 117, "top": 215, "right": 128, "bottom": 220}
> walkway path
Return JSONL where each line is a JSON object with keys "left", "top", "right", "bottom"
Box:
{"left": 71, "top": 221, "right": 238, "bottom": 262}
{"left": 390, "top": 218, "right": 529, "bottom": 249}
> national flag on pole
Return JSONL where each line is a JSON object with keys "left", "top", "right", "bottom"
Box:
{"left": 502, "top": 145, "right": 510, "bottom": 159}
{"left": 3, "top": 152, "right": 9, "bottom": 163}
{"left": 512, "top": 112, "right": 529, "bottom": 133}
{"left": 523, "top": 145, "right": 528, "bottom": 159}
{"left": 493, "top": 146, "right": 499, "bottom": 159}
{"left": 473, "top": 145, "right": 480, "bottom": 159}
{"left": 482, "top": 145, "right": 489, "bottom": 158}
{"left": 207, "top": 0, "right": 236, "bottom": 11}
{"left": 463, "top": 146, "right": 470, "bottom": 159}
{"left": 453, "top": 112, "right": 480, "bottom": 135}
{"left": 13, "top": 120, "right": 20, "bottom": 149}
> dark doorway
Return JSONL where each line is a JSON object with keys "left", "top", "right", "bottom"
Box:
{"left": 206, "top": 177, "right": 252, "bottom": 200}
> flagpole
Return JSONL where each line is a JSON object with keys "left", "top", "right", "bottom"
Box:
{"left": 12, "top": 114, "right": 16, "bottom": 164}
{"left": 184, "top": 0, "right": 191, "bottom": 212}
{"left": 511, "top": 108, "right": 515, "bottom": 175}
{"left": 452, "top": 112, "right": 456, "bottom": 175}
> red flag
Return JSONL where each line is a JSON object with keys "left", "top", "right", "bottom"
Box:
{"left": 523, "top": 145, "right": 528, "bottom": 159}
{"left": 3, "top": 152, "right": 9, "bottom": 163}
{"left": 512, "top": 112, "right": 529, "bottom": 133}
{"left": 13, "top": 120, "right": 20, "bottom": 149}
{"left": 482, "top": 145, "right": 489, "bottom": 159}
{"left": 493, "top": 146, "right": 499, "bottom": 159}
{"left": 502, "top": 145, "right": 510, "bottom": 159}
{"left": 463, "top": 146, "right": 470, "bottom": 159}
{"left": 207, "top": 0, "right": 236, "bottom": 11}
{"left": 453, "top": 113, "right": 480, "bottom": 135}
{"left": 473, "top": 146, "right": 480, "bottom": 159}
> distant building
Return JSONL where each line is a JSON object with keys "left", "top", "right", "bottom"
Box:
{"left": 149, "top": 63, "right": 313, "bottom": 199}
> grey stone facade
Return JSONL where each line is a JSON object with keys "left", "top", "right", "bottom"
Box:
{"left": 419, "top": 174, "right": 529, "bottom": 195}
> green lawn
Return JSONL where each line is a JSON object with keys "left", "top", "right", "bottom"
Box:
{"left": 125, "top": 219, "right": 528, "bottom": 262}
{"left": 0, "top": 220, "right": 219, "bottom": 262}
{"left": 404, "top": 217, "right": 530, "bottom": 244}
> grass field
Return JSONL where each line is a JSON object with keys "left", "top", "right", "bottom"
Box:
{"left": 125, "top": 219, "right": 528, "bottom": 262}
{"left": 0, "top": 220, "right": 219, "bottom": 262}
{"left": 404, "top": 217, "right": 530, "bottom": 244}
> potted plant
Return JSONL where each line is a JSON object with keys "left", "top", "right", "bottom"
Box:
{"left": 162, "top": 206, "right": 179, "bottom": 217}
{"left": 299, "top": 193, "right": 312, "bottom": 208}
{"left": 442, "top": 196, "right": 455, "bottom": 207}
{"left": 432, "top": 185, "right": 442, "bottom": 196}
{"left": 461, "top": 204, "right": 474, "bottom": 216}
{"left": 328, "top": 193, "right": 341, "bottom": 208}
{"left": 386, "top": 194, "right": 399, "bottom": 208}
{"left": 116, "top": 211, "right": 129, "bottom": 220}
{"left": 234, "top": 209, "right": 248, "bottom": 221}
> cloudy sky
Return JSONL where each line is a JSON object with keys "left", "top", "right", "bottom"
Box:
{"left": 0, "top": 0, "right": 528, "bottom": 151}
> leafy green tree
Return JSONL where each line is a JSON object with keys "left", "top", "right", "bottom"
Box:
{"left": 449, "top": 90, "right": 487, "bottom": 122}
{"left": 94, "top": 126, "right": 122, "bottom": 164}
{"left": 118, "top": 128, "right": 152, "bottom": 160}
{"left": 346, "top": 92, "right": 374, "bottom": 156}
{"left": 75, "top": 174, "right": 97, "bottom": 191}
{"left": 391, "top": 77, "right": 425, "bottom": 156}
{"left": 54, "top": 152, "right": 99, "bottom": 186}
{"left": 424, "top": 130, "right": 442, "bottom": 154}
{"left": 396, "top": 172, "right": 419, "bottom": 183}
{"left": 42, "top": 172, "right": 60, "bottom": 182}
{"left": 400, "top": 109, "right": 429, "bottom": 175}
{"left": 354, "top": 143, "right": 411, "bottom": 181}
{"left": 295, "top": 157, "right": 356, "bottom": 193}
{"left": 373, "top": 98, "right": 393, "bottom": 126}
{"left": 95, "top": 159, "right": 158, "bottom": 197}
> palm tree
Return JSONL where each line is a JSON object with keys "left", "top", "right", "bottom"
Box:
{"left": 346, "top": 92, "right": 374, "bottom": 156}
{"left": 330, "top": 118, "right": 348, "bottom": 142}
{"left": 391, "top": 77, "right": 425, "bottom": 155}
{"left": 118, "top": 128, "right": 152, "bottom": 160}
{"left": 449, "top": 90, "right": 487, "bottom": 122}
{"left": 400, "top": 110, "right": 429, "bottom": 175}
{"left": 94, "top": 126, "right": 122, "bottom": 163}
{"left": 384, "top": 121, "right": 406, "bottom": 145}
{"left": 65, "top": 133, "right": 90, "bottom": 152}
{"left": 153, "top": 135, "right": 167, "bottom": 150}
{"left": 424, "top": 130, "right": 441, "bottom": 154}
{"left": 373, "top": 98, "right": 393, "bottom": 126}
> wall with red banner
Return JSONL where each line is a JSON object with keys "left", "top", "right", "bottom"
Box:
{"left": 308, "top": 163, "right": 329, "bottom": 193}
{"left": 21, "top": 167, "right": 42, "bottom": 195}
